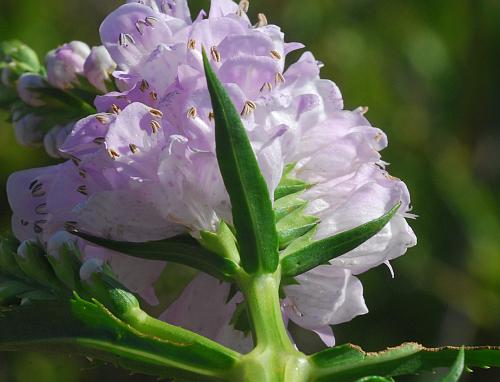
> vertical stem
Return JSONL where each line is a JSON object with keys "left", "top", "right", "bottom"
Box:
{"left": 239, "top": 272, "right": 294, "bottom": 351}
{"left": 235, "top": 270, "right": 310, "bottom": 382}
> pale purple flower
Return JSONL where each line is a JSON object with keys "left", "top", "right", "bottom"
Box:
{"left": 160, "top": 272, "right": 253, "bottom": 353}
{"left": 45, "top": 41, "right": 91, "bottom": 89}
{"left": 83, "top": 46, "right": 117, "bottom": 92}
{"left": 7, "top": 0, "right": 416, "bottom": 347}
{"left": 16, "top": 73, "right": 47, "bottom": 107}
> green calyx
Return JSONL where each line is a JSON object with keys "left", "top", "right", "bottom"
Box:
{"left": 47, "top": 237, "right": 82, "bottom": 290}
{"left": 15, "top": 240, "right": 62, "bottom": 290}
{"left": 80, "top": 262, "right": 140, "bottom": 319}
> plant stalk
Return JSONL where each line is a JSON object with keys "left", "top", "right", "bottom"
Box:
{"left": 234, "top": 270, "right": 311, "bottom": 382}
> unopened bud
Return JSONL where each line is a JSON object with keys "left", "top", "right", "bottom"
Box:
{"left": 83, "top": 46, "right": 116, "bottom": 92}
{"left": 16, "top": 73, "right": 47, "bottom": 107}
{"left": 0, "top": 40, "right": 40, "bottom": 87}
{"left": 43, "top": 123, "right": 73, "bottom": 158}
{"left": 46, "top": 231, "right": 82, "bottom": 290}
{"left": 16, "top": 240, "right": 59, "bottom": 289}
{"left": 0, "top": 40, "right": 40, "bottom": 72}
{"left": 80, "top": 258, "right": 140, "bottom": 317}
{"left": 45, "top": 41, "right": 90, "bottom": 89}
{"left": 12, "top": 111, "right": 45, "bottom": 146}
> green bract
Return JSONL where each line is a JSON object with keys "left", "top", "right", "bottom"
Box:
{"left": 203, "top": 48, "right": 280, "bottom": 274}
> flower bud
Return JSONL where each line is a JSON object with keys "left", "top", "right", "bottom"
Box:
{"left": 80, "top": 258, "right": 140, "bottom": 317}
{"left": 43, "top": 123, "right": 73, "bottom": 158}
{"left": 46, "top": 231, "right": 82, "bottom": 290}
{"left": 45, "top": 41, "right": 90, "bottom": 89}
{"left": 12, "top": 111, "right": 45, "bottom": 146}
{"left": 0, "top": 40, "right": 40, "bottom": 87}
{"left": 0, "top": 235, "right": 24, "bottom": 279}
{"left": 16, "top": 240, "right": 59, "bottom": 289}
{"left": 83, "top": 46, "right": 116, "bottom": 92}
{"left": 16, "top": 73, "right": 47, "bottom": 107}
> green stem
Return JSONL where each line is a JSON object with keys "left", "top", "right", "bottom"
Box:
{"left": 238, "top": 272, "right": 293, "bottom": 350}
{"left": 235, "top": 271, "right": 311, "bottom": 382}
{"left": 125, "top": 308, "right": 241, "bottom": 360}
{"left": 119, "top": 307, "right": 241, "bottom": 379}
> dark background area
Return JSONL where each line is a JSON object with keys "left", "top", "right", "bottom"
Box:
{"left": 0, "top": 0, "right": 499, "bottom": 380}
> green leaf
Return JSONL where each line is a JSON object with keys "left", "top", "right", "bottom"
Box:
{"left": 310, "top": 343, "right": 500, "bottom": 382}
{"left": 72, "top": 231, "right": 238, "bottom": 281}
{"left": 0, "top": 296, "right": 240, "bottom": 381}
{"left": 274, "top": 191, "right": 308, "bottom": 221}
{"left": 441, "top": 347, "right": 465, "bottom": 382}
{"left": 277, "top": 206, "right": 319, "bottom": 249}
{"left": 274, "top": 163, "right": 312, "bottom": 200}
{"left": 355, "top": 377, "right": 394, "bottom": 382}
{"left": 281, "top": 203, "right": 401, "bottom": 277}
{"left": 275, "top": 177, "right": 310, "bottom": 200}
{"left": 281, "top": 226, "right": 318, "bottom": 256}
{"left": 200, "top": 221, "right": 240, "bottom": 264}
{"left": 202, "top": 48, "right": 278, "bottom": 273}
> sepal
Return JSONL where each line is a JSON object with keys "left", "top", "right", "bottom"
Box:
{"left": 15, "top": 240, "right": 62, "bottom": 290}
{"left": 79, "top": 258, "right": 140, "bottom": 318}
{"left": 46, "top": 231, "right": 82, "bottom": 290}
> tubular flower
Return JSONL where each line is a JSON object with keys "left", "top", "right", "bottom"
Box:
{"left": 7, "top": 0, "right": 416, "bottom": 347}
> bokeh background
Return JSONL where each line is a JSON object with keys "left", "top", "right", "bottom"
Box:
{"left": 0, "top": 0, "right": 499, "bottom": 381}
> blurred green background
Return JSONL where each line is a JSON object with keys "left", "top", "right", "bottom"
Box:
{"left": 1, "top": 0, "right": 499, "bottom": 381}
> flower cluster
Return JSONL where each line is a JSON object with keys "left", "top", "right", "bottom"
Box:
{"left": 7, "top": 0, "right": 416, "bottom": 349}
{"left": 1, "top": 39, "right": 117, "bottom": 157}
